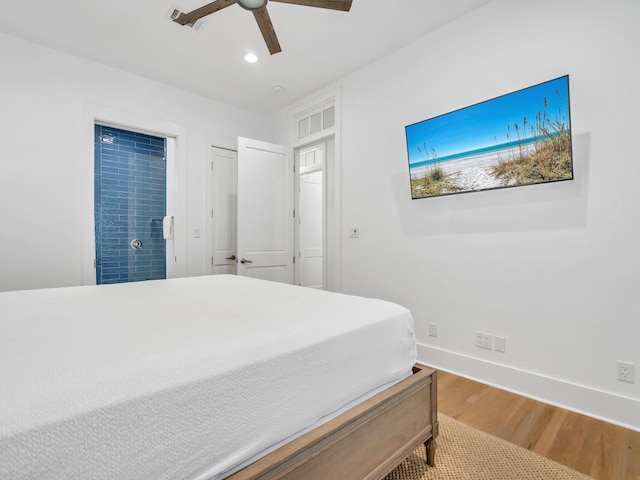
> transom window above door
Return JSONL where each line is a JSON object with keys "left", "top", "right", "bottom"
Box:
{"left": 297, "top": 105, "right": 335, "bottom": 140}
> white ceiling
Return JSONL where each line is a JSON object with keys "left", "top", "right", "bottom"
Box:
{"left": 0, "top": 0, "right": 491, "bottom": 115}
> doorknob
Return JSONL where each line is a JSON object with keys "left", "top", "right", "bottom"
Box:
{"left": 240, "top": 258, "right": 253, "bottom": 264}
{"left": 225, "top": 255, "right": 237, "bottom": 261}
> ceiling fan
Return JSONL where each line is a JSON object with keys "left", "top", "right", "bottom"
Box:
{"left": 174, "top": 0, "right": 353, "bottom": 55}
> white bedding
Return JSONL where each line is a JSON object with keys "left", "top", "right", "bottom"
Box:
{"left": 0, "top": 275, "right": 416, "bottom": 480}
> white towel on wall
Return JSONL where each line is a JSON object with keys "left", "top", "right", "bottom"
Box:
{"left": 163, "top": 216, "right": 174, "bottom": 240}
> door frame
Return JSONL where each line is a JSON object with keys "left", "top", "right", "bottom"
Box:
{"left": 81, "top": 103, "right": 187, "bottom": 285}
{"left": 289, "top": 88, "right": 342, "bottom": 292}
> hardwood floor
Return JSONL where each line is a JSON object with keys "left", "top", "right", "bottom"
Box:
{"left": 435, "top": 369, "right": 640, "bottom": 480}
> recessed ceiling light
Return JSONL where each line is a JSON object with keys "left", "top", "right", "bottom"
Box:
{"left": 272, "top": 86, "right": 283, "bottom": 93}
{"left": 244, "top": 53, "right": 258, "bottom": 63}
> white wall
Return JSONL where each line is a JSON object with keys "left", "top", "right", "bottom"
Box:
{"left": 0, "top": 32, "right": 268, "bottom": 292}
{"left": 271, "top": 0, "right": 640, "bottom": 429}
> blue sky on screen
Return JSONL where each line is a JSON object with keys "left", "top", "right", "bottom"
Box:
{"left": 406, "top": 76, "right": 570, "bottom": 166}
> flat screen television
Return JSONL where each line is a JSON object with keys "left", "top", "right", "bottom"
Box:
{"left": 405, "top": 75, "right": 573, "bottom": 199}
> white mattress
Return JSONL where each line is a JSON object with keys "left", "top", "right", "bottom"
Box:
{"left": 0, "top": 275, "right": 416, "bottom": 480}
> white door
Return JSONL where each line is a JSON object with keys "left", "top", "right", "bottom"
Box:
{"left": 237, "top": 137, "right": 294, "bottom": 283}
{"left": 299, "top": 169, "right": 323, "bottom": 288}
{"left": 210, "top": 147, "right": 237, "bottom": 274}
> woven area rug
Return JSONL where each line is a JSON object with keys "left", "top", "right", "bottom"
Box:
{"left": 385, "top": 415, "right": 595, "bottom": 480}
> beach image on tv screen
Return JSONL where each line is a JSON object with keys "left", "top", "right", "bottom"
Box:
{"left": 405, "top": 75, "right": 573, "bottom": 199}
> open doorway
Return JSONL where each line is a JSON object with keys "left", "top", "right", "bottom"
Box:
{"left": 83, "top": 104, "right": 184, "bottom": 285}
{"left": 295, "top": 138, "right": 333, "bottom": 289}
{"left": 94, "top": 124, "right": 168, "bottom": 284}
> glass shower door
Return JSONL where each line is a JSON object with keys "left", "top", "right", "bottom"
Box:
{"left": 94, "top": 125, "right": 167, "bottom": 284}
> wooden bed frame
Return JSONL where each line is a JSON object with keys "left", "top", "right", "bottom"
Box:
{"left": 228, "top": 364, "right": 438, "bottom": 480}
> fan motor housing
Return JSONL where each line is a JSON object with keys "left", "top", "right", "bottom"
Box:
{"left": 238, "top": 0, "right": 268, "bottom": 11}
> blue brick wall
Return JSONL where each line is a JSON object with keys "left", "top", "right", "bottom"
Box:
{"left": 94, "top": 125, "right": 166, "bottom": 284}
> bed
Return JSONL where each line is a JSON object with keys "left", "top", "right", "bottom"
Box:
{"left": 0, "top": 275, "right": 437, "bottom": 479}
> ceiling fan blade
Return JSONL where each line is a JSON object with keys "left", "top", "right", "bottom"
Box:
{"left": 253, "top": 8, "right": 282, "bottom": 55}
{"left": 269, "top": 0, "right": 352, "bottom": 12}
{"left": 174, "top": 0, "right": 237, "bottom": 26}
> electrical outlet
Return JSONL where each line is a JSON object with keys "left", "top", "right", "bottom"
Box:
{"left": 475, "top": 332, "right": 493, "bottom": 350}
{"left": 494, "top": 336, "right": 506, "bottom": 353}
{"left": 428, "top": 323, "right": 438, "bottom": 338}
{"left": 617, "top": 361, "right": 635, "bottom": 383}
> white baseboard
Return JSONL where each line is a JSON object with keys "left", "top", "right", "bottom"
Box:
{"left": 418, "top": 343, "right": 640, "bottom": 432}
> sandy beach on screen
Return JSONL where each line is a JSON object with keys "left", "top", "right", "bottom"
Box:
{"left": 410, "top": 144, "right": 535, "bottom": 191}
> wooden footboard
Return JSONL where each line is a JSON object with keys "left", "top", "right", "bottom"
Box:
{"left": 228, "top": 364, "right": 438, "bottom": 480}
